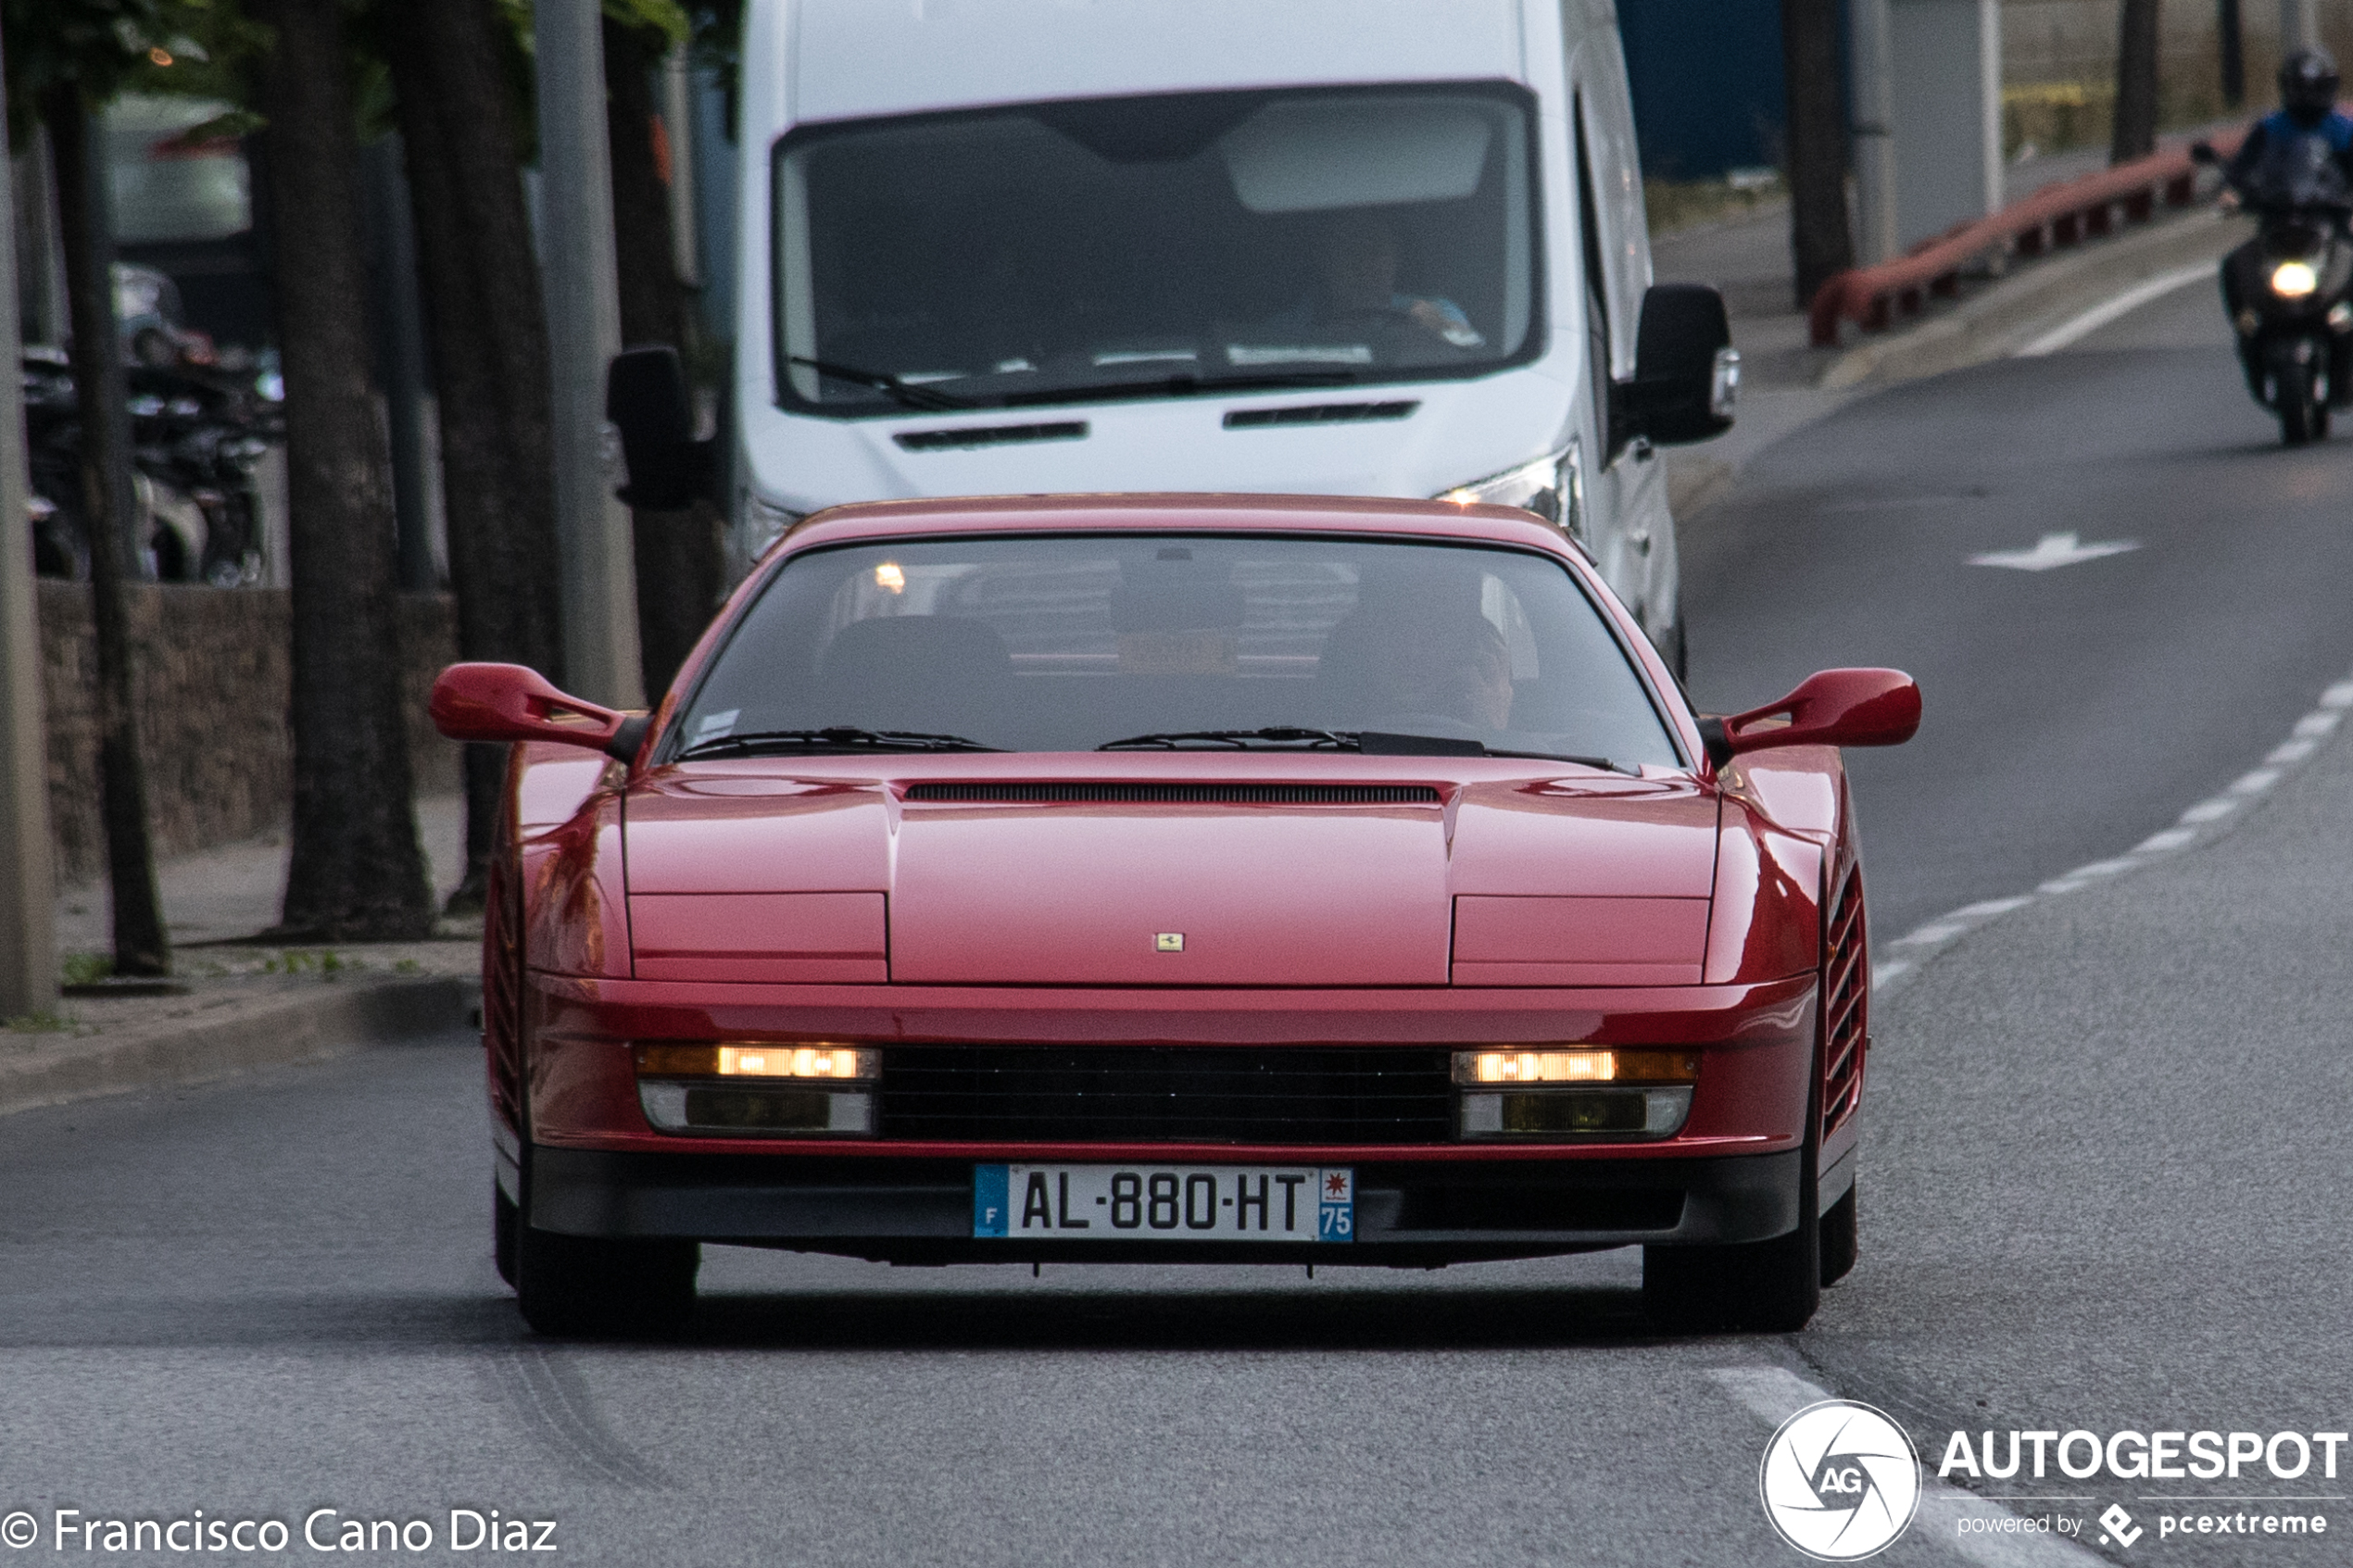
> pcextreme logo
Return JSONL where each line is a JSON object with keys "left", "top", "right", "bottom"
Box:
{"left": 1759, "top": 1399, "right": 1924, "bottom": 1561}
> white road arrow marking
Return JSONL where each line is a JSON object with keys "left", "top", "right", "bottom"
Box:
{"left": 1968, "top": 532, "right": 2141, "bottom": 571}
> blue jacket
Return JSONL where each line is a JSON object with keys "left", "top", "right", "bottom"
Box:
{"left": 2226, "top": 109, "right": 2353, "bottom": 199}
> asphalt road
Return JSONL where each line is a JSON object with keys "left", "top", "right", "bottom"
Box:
{"left": 6, "top": 273, "right": 2351, "bottom": 1566}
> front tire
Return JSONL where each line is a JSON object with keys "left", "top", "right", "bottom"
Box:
{"left": 1643, "top": 1206, "right": 1821, "bottom": 1332}
{"left": 514, "top": 1221, "right": 699, "bottom": 1338}
{"left": 1819, "top": 1182, "right": 1858, "bottom": 1286}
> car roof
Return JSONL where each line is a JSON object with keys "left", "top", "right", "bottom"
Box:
{"left": 777, "top": 493, "right": 1579, "bottom": 558}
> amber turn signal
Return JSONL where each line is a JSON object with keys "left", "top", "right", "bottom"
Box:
{"left": 1451, "top": 1048, "right": 1697, "bottom": 1085}
{"left": 634, "top": 1042, "right": 881, "bottom": 1081}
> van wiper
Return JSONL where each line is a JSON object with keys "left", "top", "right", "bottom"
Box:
{"left": 679, "top": 727, "right": 1000, "bottom": 759}
{"left": 1004, "top": 370, "right": 1362, "bottom": 408}
{"left": 787, "top": 356, "right": 975, "bottom": 412}
{"left": 1098, "top": 727, "right": 1355, "bottom": 750}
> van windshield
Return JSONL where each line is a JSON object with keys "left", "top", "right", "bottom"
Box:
{"left": 772, "top": 85, "right": 1539, "bottom": 413}
{"left": 671, "top": 535, "right": 1680, "bottom": 769}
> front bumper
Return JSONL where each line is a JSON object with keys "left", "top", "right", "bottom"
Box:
{"left": 527, "top": 1146, "right": 1805, "bottom": 1265}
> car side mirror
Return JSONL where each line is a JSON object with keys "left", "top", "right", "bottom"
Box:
{"left": 430, "top": 662, "right": 650, "bottom": 765}
{"left": 1697, "top": 668, "right": 1921, "bottom": 769}
{"left": 1621, "top": 283, "right": 1738, "bottom": 446}
{"left": 606, "top": 345, "right": 714, "bottom": 511}
{"left": 2190, "top": 141, "right": 2221, "bottom": 166}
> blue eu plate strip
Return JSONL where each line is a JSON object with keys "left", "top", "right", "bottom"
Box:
{"left": 973, "top": 1164, "right": 1009, "bottom": 1237}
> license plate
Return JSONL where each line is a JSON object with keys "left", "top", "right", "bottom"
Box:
{"left": 973, "top": 1164, "right": 1353, "bottom": 1242}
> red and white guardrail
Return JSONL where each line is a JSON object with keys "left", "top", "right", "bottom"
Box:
{"left": 1806, "top": 128, "right": 2249, "bottom": 347}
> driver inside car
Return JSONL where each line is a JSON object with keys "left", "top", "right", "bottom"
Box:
{"left": 1310, "top": 210, "right": 1487, "bottom": 351}
{"left": 1327, "top": 605, "right": 1515, "bottom": 732}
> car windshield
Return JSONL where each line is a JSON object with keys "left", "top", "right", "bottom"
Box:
{"left": 671, "top": 535, "right": 1681, "bottom": 768}
{"left": 773, "top": 84, "right": 1538, "bottom": 412}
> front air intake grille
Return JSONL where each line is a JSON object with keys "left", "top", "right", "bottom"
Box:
{"left": 878, "top": 1046, "right": 1454, "bottom": 1144}
{"left": 904, "top": 782, "right": 1440, "bottom": 806}
{"left": 1224, "top": 401, "right": 1420, "bottom": 428}
{"left": 893, "top": 420, "right": 1088, "bottom": 451}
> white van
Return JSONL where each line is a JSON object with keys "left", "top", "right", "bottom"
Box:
{"left": 610, "top": 0, "right": 1738, "bottom": 673}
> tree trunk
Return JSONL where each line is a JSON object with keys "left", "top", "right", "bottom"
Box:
{"left": 2113, "top": 0, "right": 2163, "bottom": 164}
{"left": 251, "top": 0, "right": 434, "bottom": 941}
{"left": 2220, "top": 0, "right": 2246, "bottom": 109}
{"left": 604, "top": 16, "right": 725, "bottom": 701}
{"left": 1781, "top": 0, "right": 1856, "bottom": 309}
{"left": 382, "top": 0, "right": 569, "bottom": 912}
{"left": 44, "top": 93, "right": 170, "bottom": 979}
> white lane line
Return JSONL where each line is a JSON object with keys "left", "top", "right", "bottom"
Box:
{"left": 1707, "top": 1368, "right": 2106, "bottom": 1566}
{"left": 1878, "top": 671, "right": 2353, "bottom": 997}
{"left": 2015, "top": 260, "right": 2215, "bottom": 356}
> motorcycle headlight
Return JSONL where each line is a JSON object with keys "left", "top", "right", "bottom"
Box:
{"left": 1438, "top": 443, "right": 1585, "bottom": 542}
{"left": 2272, "top": 259, "right": 2320, "bottom": 298}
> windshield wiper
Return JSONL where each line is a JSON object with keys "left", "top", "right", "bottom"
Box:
{"left": 1098, "top": 727, "right": 1355, "bottom": 751}
{"left": 1002, "top": 370, "right": 1363, "bottom": 408}
{"left": 787, "top": 356, "right": 975, "bottom": 412}
{"left": 679, "top": 727, "right": 1000, "bottom": 759}
{"left": 1096, "top": 726, "right": 1629, "bottom": 771}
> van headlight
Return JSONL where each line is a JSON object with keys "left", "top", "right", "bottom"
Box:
{"left": 1439, "top": 442, "right": 1584, "bottom": 543}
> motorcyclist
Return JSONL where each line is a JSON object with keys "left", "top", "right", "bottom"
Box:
{"left": 2218, "top": 49, "right": 2353, "bottom": 407}
{"left": 2222, "top": 49, "right": 2353, "bottom": 204}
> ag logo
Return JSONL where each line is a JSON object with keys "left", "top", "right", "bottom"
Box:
{"left": 1759, "top": 1399, "right": 1922, "bottom": 1560}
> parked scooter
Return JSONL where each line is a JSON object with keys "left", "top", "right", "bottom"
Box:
{"left": 22, "top": 345, "right": 279, "bottom": 586}
{"left": 2197, "top": 51, "right": 2353, "bottom": 445}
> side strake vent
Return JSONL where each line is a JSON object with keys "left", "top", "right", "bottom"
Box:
{"left": 1224, "top": 401, "right": 1419, "bottom": 429}
{"left": 1819, "top": 864, "right": 1868, "bottom": 1139}
{"left": 893, "top": 420, "right": 1088, "bottom": 451}
{"left": 905, "top": 782, "right": 1441, "bottom": 806}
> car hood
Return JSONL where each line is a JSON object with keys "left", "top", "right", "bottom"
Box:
{"left": 621, "top": 762, "right": 1719, "bottom": 986}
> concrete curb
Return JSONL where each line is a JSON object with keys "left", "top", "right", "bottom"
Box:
{"left": 0, "top": 972, "right": 480, "bottom": 1119}
{"left": 1817, "top": 207, "right": 2238, "bottom": 391}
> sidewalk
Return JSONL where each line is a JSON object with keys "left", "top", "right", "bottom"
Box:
{"left": 6, "top": 795, "right": 482, "bottom": 1117}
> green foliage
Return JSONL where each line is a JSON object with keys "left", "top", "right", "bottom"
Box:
{"left": 4, "top": 1009, "right": 80, "bottom": 1035}
{"left": 59, "top": 951, "right": 114, "bottom": 988}
{"left": 2, "top": 0, "right": 267, "bottom": 143}
{"left": 605, "top": 0, "right": 689, "bottom": 47}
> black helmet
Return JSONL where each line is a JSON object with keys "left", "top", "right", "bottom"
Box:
{"left": 2281, "top": 47, "right": 2340, "bottom": 126}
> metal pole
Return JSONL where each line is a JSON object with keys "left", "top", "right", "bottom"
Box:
{"left": 362, "top": 135, "right": 438, "bottom": 594}
{"left": 661, "top": 46, "right": 699, "bottom": 291}
{"left": 1849, "top": 0, "right": 1899, "bottom": 265}
{"left": 0, "top": 39, "right": 58, "bottom": 1018}
{"left": 2221, "top": 0, "right": 2246, "bottom": 109}
{"left": 2282, "top": 0, "right": 2320, "bottom": 53}
{"left": 534, "top": 0, "right": 645, "bottom": 709}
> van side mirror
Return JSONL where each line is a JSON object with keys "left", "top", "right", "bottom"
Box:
{"left": 430, "top": 662, "right": 651, "bottom": 765}
{"left": 1621, "top": 283, "right": 1738, "bottom": 445}
{"left": 606, "top": 345, "right": 715, "bottom": 511}
{"left": 1696, "top": 668, "right": 1921, "bottom": 769}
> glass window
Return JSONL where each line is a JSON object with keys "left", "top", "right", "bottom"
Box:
{"left": 773, "top": 84, "right": 1539, "bottom": 412}
{"left": 674, "top": 535, "right": 1680, "bottom": 768}
{"left": 105, "top": 96, "right": 251, "bottom": 245}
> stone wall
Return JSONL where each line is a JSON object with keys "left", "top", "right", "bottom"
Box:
{"left": 37, "top": 582, "right": 460, "bottom": 882}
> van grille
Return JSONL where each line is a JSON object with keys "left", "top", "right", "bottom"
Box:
{"left": 878, "top": 1046, "right": 1454, "bottom": 1144}
{"left": 893, "top": 420, "right": 1088, "bottom": 451}
{"left": 903, "top": 782, "right": 1439, "bottom": 806}
{"left": 1223, "top": 401, "right": 1420, "bottom": 428}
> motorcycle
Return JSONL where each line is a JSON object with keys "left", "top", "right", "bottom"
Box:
{"left": 2196, "top": 135, "right": 2353, "bottom": 445}
{"left": 23, "top": 346, "right": 279, "bottom": 586}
